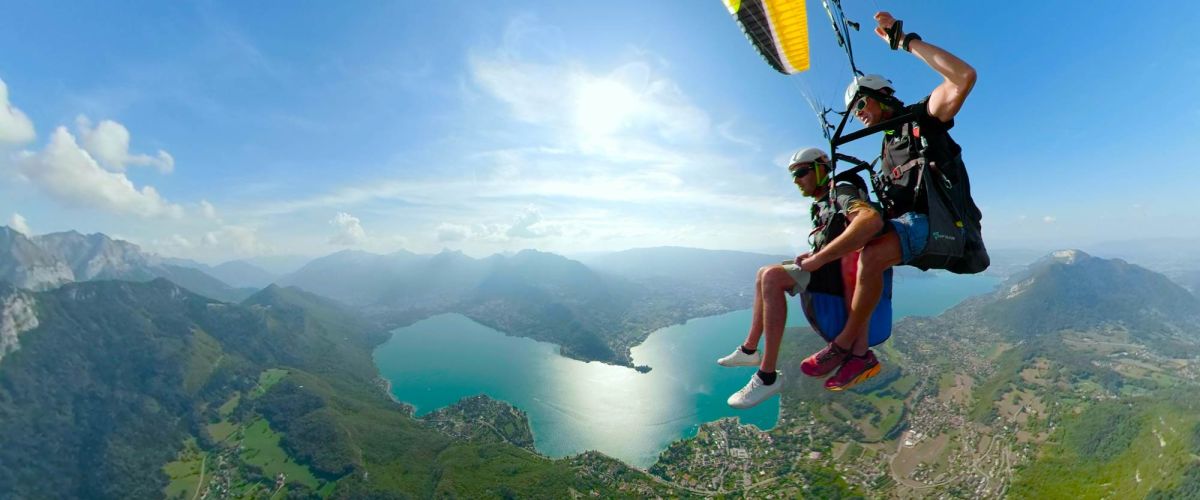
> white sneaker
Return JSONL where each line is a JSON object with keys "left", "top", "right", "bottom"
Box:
{"left": 717, "top": 347, "right": 762, "bottom": 367}
{"left": 727, "top": 371, "right": 783, "bottom": 409}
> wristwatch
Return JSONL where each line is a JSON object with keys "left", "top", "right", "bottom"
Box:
{"left": 902, "top": 32, "right": 922, "bottom": 52}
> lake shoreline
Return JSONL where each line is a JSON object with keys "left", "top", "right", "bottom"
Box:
{"left": 373, "top": 274, "right": 1001, "bottom": 467}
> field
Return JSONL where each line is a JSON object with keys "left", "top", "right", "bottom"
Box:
{"left": 892, "top": 432, "right": 952, "bottom": 479}
{"left": 239, "top": 419, "right": 321, "bottom": 489}
{"left": 250, "top": 368, "right": 289, "bottom": 398}
{"left": 162, "top": 439, "right": 206, "bottom": 499}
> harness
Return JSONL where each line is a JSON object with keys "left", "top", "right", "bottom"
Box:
{"left": 805, "top": 1, "right": 989, "bottom": 274}
{"left": 809, "top": 177, "right": 872, "bottom": 253}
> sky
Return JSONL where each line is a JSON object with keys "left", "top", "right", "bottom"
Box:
{"left": 1, "top": 1, "right": 1198, "bottom": 264}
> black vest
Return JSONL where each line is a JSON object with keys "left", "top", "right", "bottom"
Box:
{"left": 879, "top": 112, "right": 965, "bottom": 218}
{"left": 877, "top": 101, "right": 988, "bottom": 274}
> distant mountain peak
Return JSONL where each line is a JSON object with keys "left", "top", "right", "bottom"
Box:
{"left": 979, "top": 251, "right": 1200, "bottom": 342}
{"left": 1050, "top": 249, "right": 1090, "bottom": 264}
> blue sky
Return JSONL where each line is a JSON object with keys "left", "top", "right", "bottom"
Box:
{"left": 1, "top": 1, "right": 1197, "bottom": 263}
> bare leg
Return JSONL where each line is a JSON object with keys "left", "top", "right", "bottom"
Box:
{"left": 759, "top": 266, "right": 797, "bottom": 373}
{"left": 742, "top": 266, "right": 771, "bottom": 351}
{"left": 834, "top": 232, "right": 903, "bottom": 356}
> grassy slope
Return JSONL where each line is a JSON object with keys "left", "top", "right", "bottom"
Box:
{"left": 1011, "top": 397, "right": 1200, "bottom": 498}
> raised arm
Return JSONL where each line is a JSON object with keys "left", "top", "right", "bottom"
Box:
{"left": 874, "top": 11, "right": 977, "bottom": 123}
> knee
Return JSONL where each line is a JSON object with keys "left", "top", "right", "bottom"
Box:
{"left": 756, "top": 265, "right": 772, "bottom": 283}
{"left": 762, "top": 266, "right": 793, "bottom": 290}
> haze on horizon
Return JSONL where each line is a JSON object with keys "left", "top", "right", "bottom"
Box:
{"left": 2, "top": 2, "right": 1197, "bottom": 264}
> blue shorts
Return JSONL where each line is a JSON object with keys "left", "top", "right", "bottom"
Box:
{"left": 889, "top": 212, "right": 929, "bottom": 264}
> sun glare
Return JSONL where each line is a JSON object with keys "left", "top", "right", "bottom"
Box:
{"left": 573, "top": 78, "right": 639, "bottom": 138}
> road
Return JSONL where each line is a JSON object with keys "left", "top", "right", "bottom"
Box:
{"left": 190, "top": 454, "right": 207, "bottom": 500}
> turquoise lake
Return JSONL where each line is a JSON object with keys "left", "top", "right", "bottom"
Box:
{"left": 373, "top": 272, "right": 1000, "bottom": 468}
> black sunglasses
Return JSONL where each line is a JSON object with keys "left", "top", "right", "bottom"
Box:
{"left": 790, "top": 164, "right": 815, "bottom": 179}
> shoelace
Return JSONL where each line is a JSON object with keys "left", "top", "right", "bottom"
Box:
{"left": 738, "top": 377, "right": 762, "bottom": 396}
{"left": 816, "top": 344, "right": 843, "bottom": 363}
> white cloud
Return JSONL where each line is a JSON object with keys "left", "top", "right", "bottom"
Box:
{"left": 468, "top": 17, "right": 716, "bottom": 151}
{"left": 0, "top": 78, "right": 35, "bottom": 145}
{"left": 141, "top": 234, "right": 195, "bottom": 257}
{"left": 14, "top": 127, "right": 184, "bottom": 218}
{"left": 199, "top": 199, "right": 219, "bottom": 220}
{"left": 329, "top": 212, "right": 366, "bottom": 245}
{"left": 470, "top": 54, "right": 710, "bottom": 146}
{"left": 437, "top": 223, "right": 471, "bottom": 242}
{"left": 1043, "top": 216, "right": 1057, "bottom": 224}
{"left": 202, "top": 225, "right": 266, "bottom": 255}
{"left": 75, "top": 115, "right": 174, "bottom": 174}
{"left": 9, "top": 213, "right": 31, "bottom": 235}
{"left": 193, "top": 17, "right": 810, "bottom": 256}
{"left": 506, "top": 207, "right": 558, "bottom": 239}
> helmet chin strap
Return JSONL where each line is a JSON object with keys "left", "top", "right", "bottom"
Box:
{"left": 815, "top": 163, "right": 831, "bottom": 186}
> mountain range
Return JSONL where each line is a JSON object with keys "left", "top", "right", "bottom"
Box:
{"left": 824, "top": 248, "right": 1200, "bottom": 497}
{"left": 4, "top": 230, "right": 1200, "bottom": 497}
{"left": 0, "top": 228, "right": 801, "bottom": 367}
{"left": 277, "top": 246, "right": 806, "bottom": 367}
{"left": 164, "top": 257, "right": 282, "bottom": 289}
{"left": 0, "top": 227, "right": 257, "bottom": 303}
{"left": 0, "top": 278, "right": 680, "bottom": 498}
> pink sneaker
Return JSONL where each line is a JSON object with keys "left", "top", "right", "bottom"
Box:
{"left": 824, "top": 351, "right": 881, "bottom": 391}
{"left": 800, "top": 342, "right": 849, "bottom": 377}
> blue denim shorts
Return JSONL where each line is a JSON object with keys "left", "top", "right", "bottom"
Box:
{"left": 889, "top": 212, "right": 929, "bottom": 264}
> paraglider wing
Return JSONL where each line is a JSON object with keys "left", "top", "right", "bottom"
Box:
{"left": 723, "top": 0, "right": 811, "bottom": 74}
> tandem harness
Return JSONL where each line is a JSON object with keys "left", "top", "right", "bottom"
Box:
{"left": 826, "top": 88, "right": 989, "bottom": 274}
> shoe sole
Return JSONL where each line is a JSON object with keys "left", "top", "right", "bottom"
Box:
{"left": 825, "top": 363, "right": 881, "bottom": 392}
{"left": 727, "top": 388, "right": 782, "bottom": 409}
{"left": 717, "top": 357, "right": 762, "bottom": 367}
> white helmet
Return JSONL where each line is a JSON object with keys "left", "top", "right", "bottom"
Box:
{"left": 844, "top": 74, "right": 893, "bottom": 107}
{"left": 788, "top": 147, "right": 828, "bottom": 168}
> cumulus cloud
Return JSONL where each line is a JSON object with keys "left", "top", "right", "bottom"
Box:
{"left": 14, "top": 127, "right": 183, "bottom": 218}
{"left": 1042, "top": 216, "right": 1057, "bottom": 224}
{"left": 506, "top": 207, "right": 558, "bottom": 239}
{"left": 75, "top": 115, "right": 174, "bottom": 174}
{"left": 199, "top": 199, "right": 219, "bottom": 220}
{"left": 329, "top": 212, "right": 367, "bottom": 245}
{"left": 0, "top": 78, "right": 35, "bottom": 145}
{"left": 437, "top": 223, "right": 471, "bottom": 242}
{"left": 8, "top": 213, "right": 31, "bottom": 235}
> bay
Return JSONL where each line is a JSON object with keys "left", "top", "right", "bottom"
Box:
{"left": 373, "top": 272, "right": 999, "bottom": 468}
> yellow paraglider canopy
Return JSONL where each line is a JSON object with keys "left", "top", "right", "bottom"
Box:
{"left": 724, "top": 0, "right": 810, "bottom": 74}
